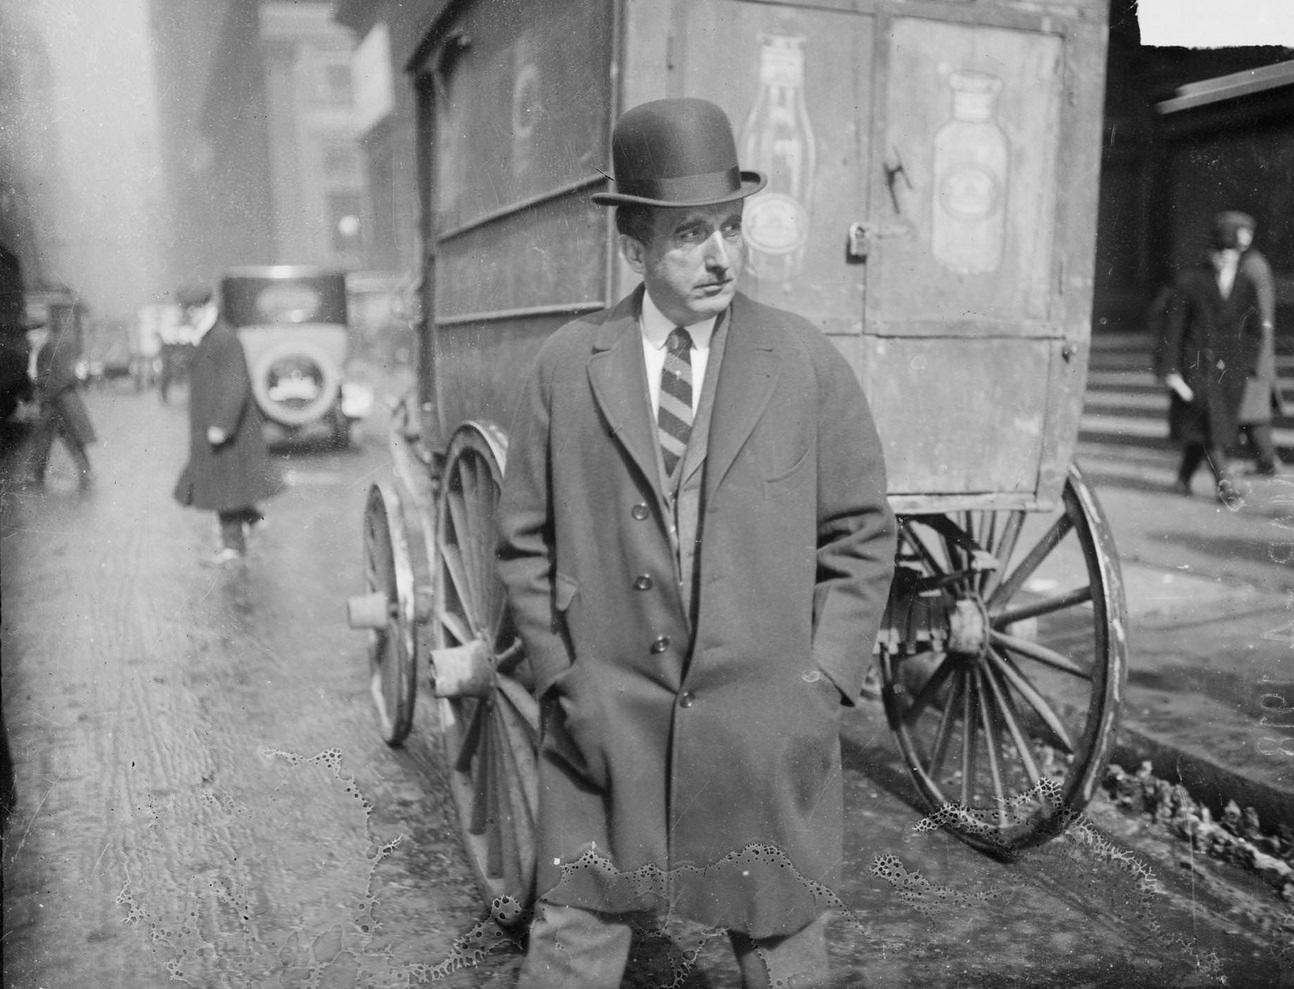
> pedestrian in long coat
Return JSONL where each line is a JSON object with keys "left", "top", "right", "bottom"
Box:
{"left": 497, "top": 99, "right": 896, "bottom": 989}
{"left": 28, "top": 320, "right": 95, "bottom": 485}
{"left": 1156, "top": 233, "right": 1262, "bottom": 508}
{"left": 1217, "top": 211, "right": 1285, "bottom": 475}
{"left": 172, "top": 286, "right": 278, "bottom": 563}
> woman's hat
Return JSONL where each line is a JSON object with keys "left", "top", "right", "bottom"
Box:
{"left": 1213, "top": 210, "right": 1255, "bottom": 248}
{"left": 592, "top": 98, "right": 766, "bottom": 208}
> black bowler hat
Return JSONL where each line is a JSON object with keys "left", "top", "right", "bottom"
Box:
{"left": 592, "top": 98, "right": 766, "bottom": 208}
{"left": 176, "top": 284, "right": 213, "bottom": 308}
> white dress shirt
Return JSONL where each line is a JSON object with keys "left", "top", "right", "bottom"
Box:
{"left": 639, "top": 290, "right": 714, "bottom": 417}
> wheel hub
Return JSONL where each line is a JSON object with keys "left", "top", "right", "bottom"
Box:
{"left": 946, "top": 596, "right": 989, "bottom": 657}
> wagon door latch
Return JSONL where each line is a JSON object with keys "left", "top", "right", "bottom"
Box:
{"left": 845, "top": 221, "right": 910, "bottom": 264}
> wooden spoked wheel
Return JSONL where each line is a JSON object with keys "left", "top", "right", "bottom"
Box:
{"left": 880, "top": 463, "right": 1127, "bottom": 854}
{"left": 362, "top": 483, "right": 417, "bottom": 746}
{"left": 433, "top": 423, "right": 538, "bottom": 918}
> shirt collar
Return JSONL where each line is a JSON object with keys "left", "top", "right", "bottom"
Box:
{"left": 639, "top": 287, "right": 717, "bottom": 351}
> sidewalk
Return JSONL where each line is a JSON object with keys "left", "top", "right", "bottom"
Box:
{"left": 1077, "top": 439, "right": 1294, "bottom": 834}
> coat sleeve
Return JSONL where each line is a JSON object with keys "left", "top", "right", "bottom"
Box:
{"left": 809, "top": 344, "right": 897, "bottom": 703}
{"left": 496, "top": 349, "right": 573, "bottom": 700}
{"left": 1243, "top": 251, "right": 1276, "bottom": 329}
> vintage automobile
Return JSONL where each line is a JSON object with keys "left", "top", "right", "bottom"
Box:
{"left": 221, "top": 266, "right": 373, "bottom": 447}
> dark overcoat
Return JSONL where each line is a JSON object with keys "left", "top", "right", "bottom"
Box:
{"left": 1157, "top": 262, "right": 1262, "bottom": 449}
{"left": 1237, "top": 248, "right": 1285, "bottom": 422}
{"left": 34, "top": 330, "right": 96, "bottom": 448}
{"left": 173, "top": 319, "right": 278, "bottom": 511}
{"left": 496, "top": 288, "right": 896, "bottom": 937}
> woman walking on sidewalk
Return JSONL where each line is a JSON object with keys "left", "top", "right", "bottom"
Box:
{"left": 1156, "top": 225, "right": 1263, "bottom": 510}
{"left": 1219, "top": 211, "right": 1285, "bottom": 476}
{"left": 172, "top": 285, "right": 279, "bottom": 566}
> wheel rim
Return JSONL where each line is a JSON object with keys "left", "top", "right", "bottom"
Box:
{"left": 362, "top": 484, "right": 416, "bottom": 746}
{"left": 882, "top": 463, "right": 1127, "bottom": 853}
{"left": 434, "top": 425, "right": 538, "bottom": 916}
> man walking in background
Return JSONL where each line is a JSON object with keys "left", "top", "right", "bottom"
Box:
{"left": 27, "top": 314, "right": 95, "bottom": 488}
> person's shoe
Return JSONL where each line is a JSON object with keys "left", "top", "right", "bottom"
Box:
{"left": 202, "top": 547, "right": 245, "bottom": 568}
{"left": 1216, "top": 478, "right": 1246, "bottom": 512}
{"left": 1246, "top": 462, "right": 1282, "bottom": 477}
{"left": 1172, "top": 477, "right": 1192, "bottom": 497}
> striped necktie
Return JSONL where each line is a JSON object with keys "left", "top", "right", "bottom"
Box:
{"left": 658, "top": 327, "right": 693, "bottom": 478}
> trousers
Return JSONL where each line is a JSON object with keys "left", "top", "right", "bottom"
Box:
{"left": 29, "top": 404, "right": 92, "bottom": 482}
{"left": 515, "top": 900, "right": 830, "bottom": 989}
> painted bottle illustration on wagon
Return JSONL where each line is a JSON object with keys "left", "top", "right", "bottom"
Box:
{"left": 739, "top": 33, "right": 817, "bottom": 288}
{"left": 932, "top": 70, "right": 1009, "bottom": 275}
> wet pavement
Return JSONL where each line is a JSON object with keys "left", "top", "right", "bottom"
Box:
{"left": 1, "top": 378, "right": 1291, "bottom": 988}
{"left": 1076, "top": 442, "right": 1294, "bottom": 830}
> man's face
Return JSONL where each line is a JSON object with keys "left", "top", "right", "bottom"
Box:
{"left": 1236, "top": 227, "right": 1254, "bottom": 251}
{"left": 621, "top": 202, "right": 745, "bottom": 326}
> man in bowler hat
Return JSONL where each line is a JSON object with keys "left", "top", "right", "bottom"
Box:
{"left": 172, "top": 285, "right": 278, "bottom": 565}
{"left": 497, "top": 98, "right": 896, "bottom": 987}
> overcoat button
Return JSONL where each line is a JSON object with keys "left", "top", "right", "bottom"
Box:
{"left": 634, "top": 574, "right": 653, "bottom": 591}
{"left": 650, "top": 635, "right": 670, "bottom": 654}
{"left": 678, "top": 691, "right": 695, "bottom": 708}
{"left": 631, "top": 503, "right": 650, "bottom": 520}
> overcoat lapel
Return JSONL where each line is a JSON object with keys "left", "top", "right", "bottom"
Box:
{"left": 706, "top": 300, "right": 781, "bottom": 497}
{"left": 587, "top": 288, "right": 664, "bottom": 504}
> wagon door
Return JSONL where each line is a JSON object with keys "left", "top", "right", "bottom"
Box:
{"left": 650, "top": 0, "right": 1105, "bottom": 513}
{"left": 860, "top": 4, "right": 1106, "bottom": 512}
{"left": 658, "top": 0, "right": 876, "bottom": 346}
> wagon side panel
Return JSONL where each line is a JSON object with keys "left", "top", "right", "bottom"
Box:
{"left": 418, "top": 0, "right": 617, "bottom": 440}
{"left": 859, "top": 2, "right": 1108, "bottom": 513}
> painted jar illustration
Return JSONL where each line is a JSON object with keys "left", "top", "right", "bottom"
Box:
{"left": 932, "top": 70, "right": 1009, "bottom": 275}
{"left": 739, "top": 33, "right": 816, "bottom": 286}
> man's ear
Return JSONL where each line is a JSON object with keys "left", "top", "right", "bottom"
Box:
{"left": 619, "top": 234, "right": 646, "bottom": 275}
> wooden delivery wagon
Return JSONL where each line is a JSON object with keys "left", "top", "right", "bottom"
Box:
{"left": 347, "top": 0, "right": 1123, "bottom": 919}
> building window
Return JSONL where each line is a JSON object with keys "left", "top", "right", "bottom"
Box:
{"left": 327, "top": 191, "right": 363, "bottom": 254}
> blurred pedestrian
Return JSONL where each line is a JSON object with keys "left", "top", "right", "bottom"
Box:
{"left": 0, "top": 243, "right": 34, "bottom": 427}
{"left": 172, "top": 285, "right": 278, "bottom": 566}
{"left": 1217, "top": 211, "right": 1284, "bottom": 476}
{"left": 26, "top": 317, "right": 96, "bottom": 487}
{"left": 1156, "top": 224, "right": 1263, "bottom": 510}
{"left": 158, "top": 292, "right": 200, "bottom": 403}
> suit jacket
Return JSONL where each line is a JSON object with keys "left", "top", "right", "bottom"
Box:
{"left": 496, "top": 287, "right": 896, "bottom": 936}
{"left": 173, "top": 319, "right": 279, "bottom": 512}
